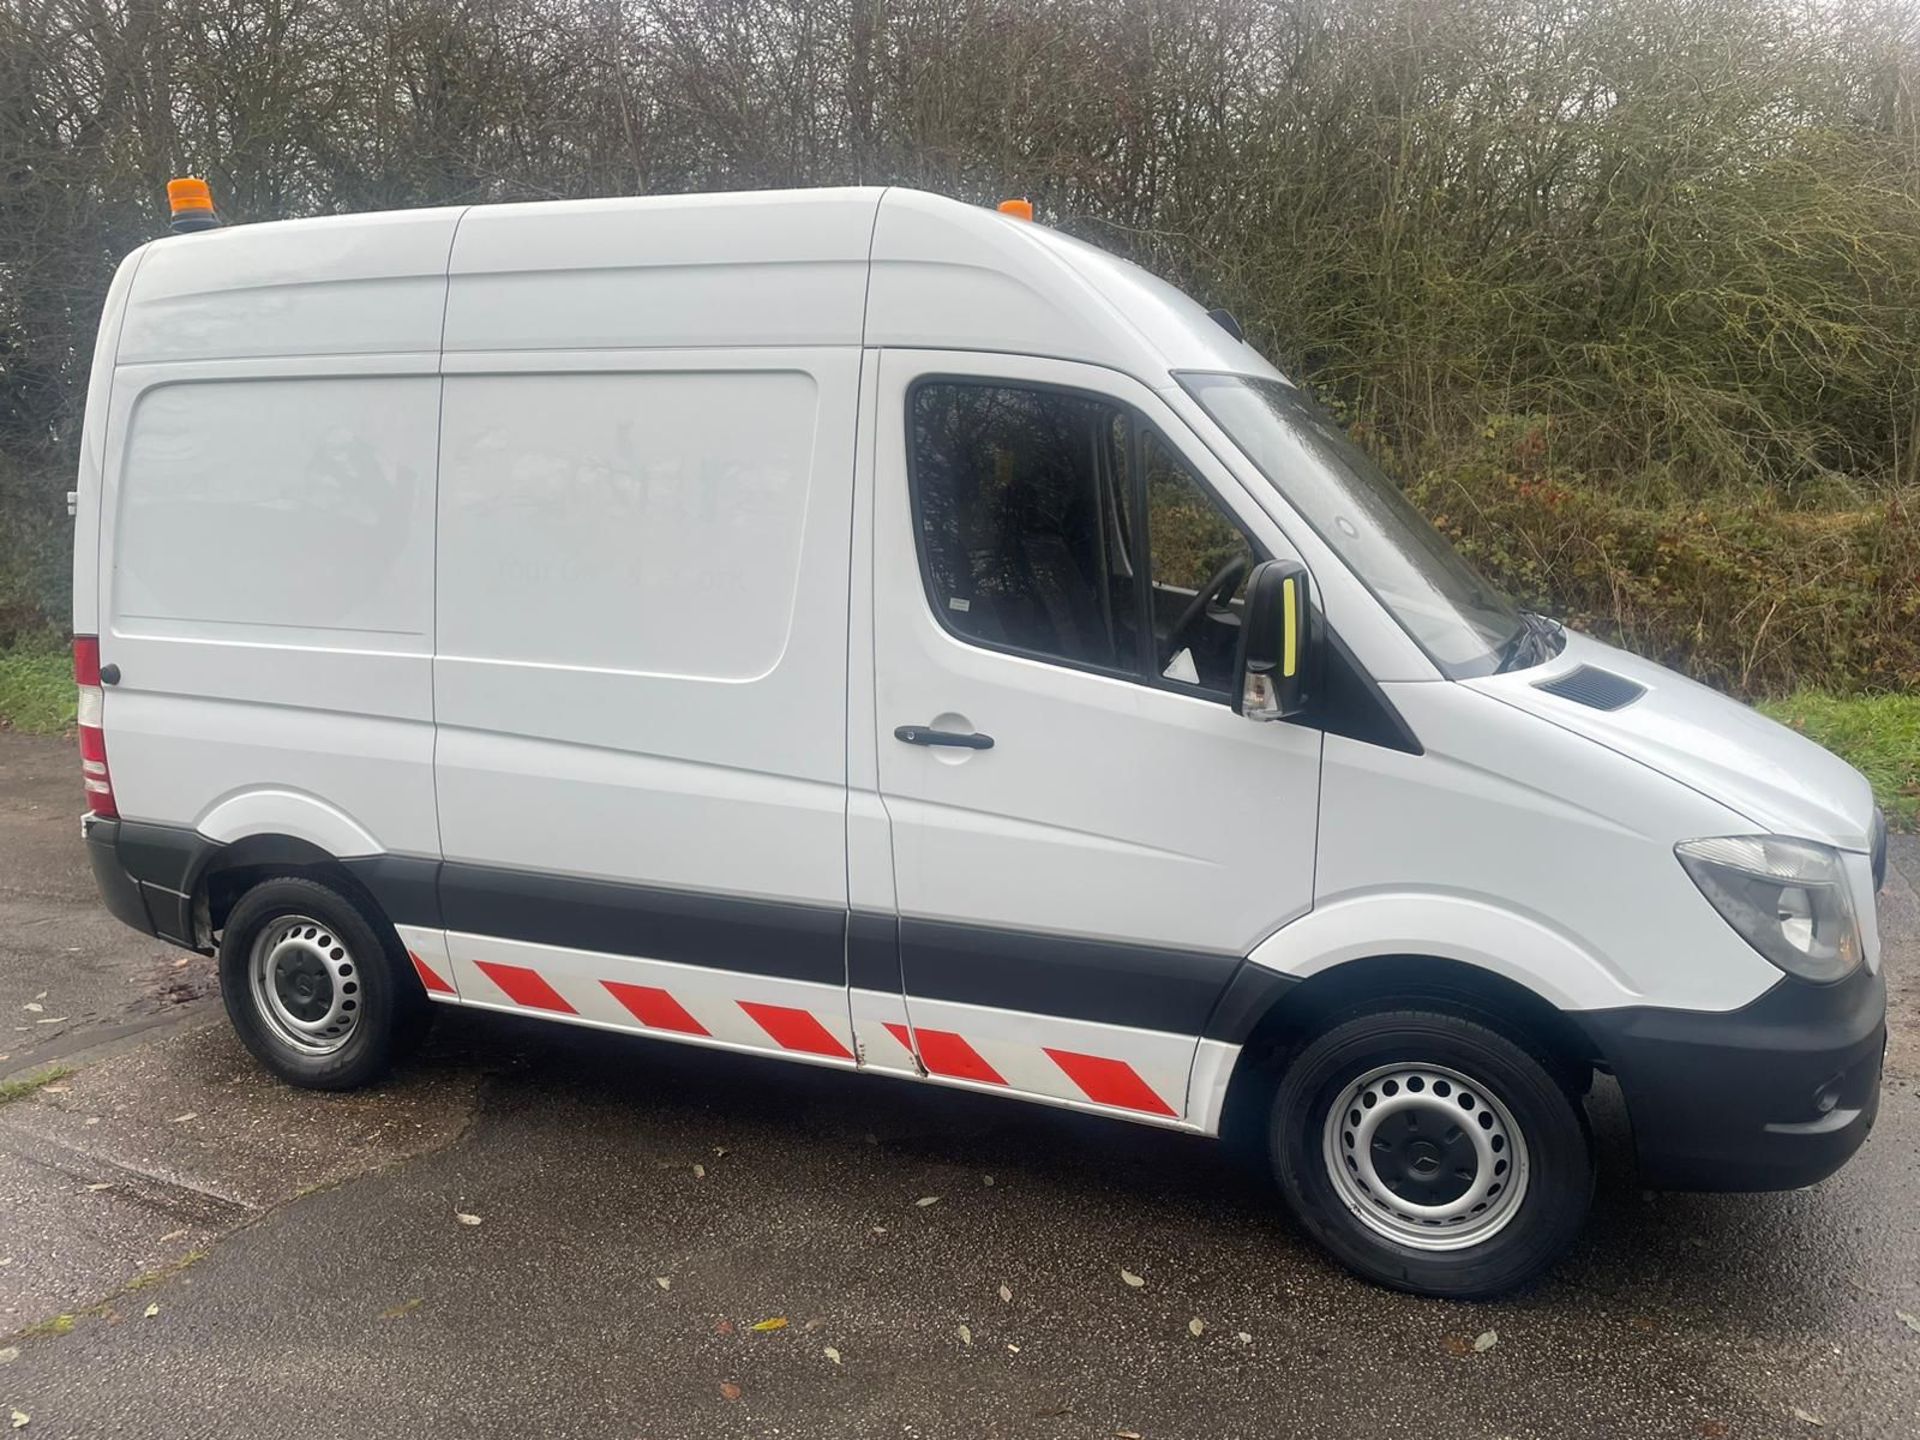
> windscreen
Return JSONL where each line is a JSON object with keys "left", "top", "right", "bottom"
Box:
{"left": 1179, "top": 373, "right": 1522, "bottom": 677}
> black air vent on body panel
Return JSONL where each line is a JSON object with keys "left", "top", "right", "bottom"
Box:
{"left": 1533, "top": 665, "right": 1646, "bottom": 711}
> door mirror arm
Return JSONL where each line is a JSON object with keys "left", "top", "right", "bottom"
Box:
{"left": 1233, "top": 559, "right": 1313, "bottom": 721}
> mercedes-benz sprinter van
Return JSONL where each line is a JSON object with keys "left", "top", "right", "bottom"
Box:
{"left": 72, "top": 185, "right": 1888, "bottom": 1297}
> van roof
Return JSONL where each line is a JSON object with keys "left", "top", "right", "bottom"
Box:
{"left": 114, "top": 187, "right": 1280, "bottom": 384}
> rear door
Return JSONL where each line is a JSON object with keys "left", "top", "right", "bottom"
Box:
{"left": 868, "top": 350, "right": 1322, "bottom": 1121}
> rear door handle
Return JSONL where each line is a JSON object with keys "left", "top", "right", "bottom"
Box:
{"left": 894, "top": 725, "right": 994, "bottom": 751}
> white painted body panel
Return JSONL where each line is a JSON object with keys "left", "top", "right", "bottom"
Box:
{"left": 1469, "top": 629, "right": 1879, "bottom": 852}
{"left": 867, "top": 189, "right": 1281, "bottom": 383}
{"left": 118, "top": 209, "right": 462, "bottom": 365}
{"left": 431, "top": 347, "right": 860, "bottom": 907}
{"left": 95, "top": 349, "right": 441, "bottom": 854}
{"left": 72, "top": 246, "right": 148, "bottom": 635}
{"left": 1255, "top": 678, "right": 1779, "bottom": 1011}
{"left": 445, "top": 189, "right": 879, "bottom": 353}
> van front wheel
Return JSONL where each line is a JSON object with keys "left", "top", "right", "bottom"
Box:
{"left": 217, "top": 875, "right": 427, "bottom": 1091}
{"left": 1270, "top": 1009, "right": 1592, "bottom": 1299}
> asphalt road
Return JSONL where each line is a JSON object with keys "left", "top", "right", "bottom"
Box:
{"left": 2, "top": 732, "right": 1917, "bottom": 1439}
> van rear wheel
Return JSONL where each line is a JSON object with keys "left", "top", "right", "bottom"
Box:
{"left": 1269, "top": 1009, "right": 1592, "bottom": 1299}
{"left": 217, "top": 875, "right": 428, "bottom": 1091}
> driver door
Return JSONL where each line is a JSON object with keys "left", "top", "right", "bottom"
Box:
{"left": 870, "top": 351, "right": 1322, "bottom": 1122}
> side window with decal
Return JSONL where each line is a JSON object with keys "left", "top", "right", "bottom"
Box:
{"left": 909, "top": 381, "right": 1138, "bottom": 673}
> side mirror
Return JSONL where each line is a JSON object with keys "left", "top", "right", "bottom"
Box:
{"left": 1233, "top": 559, "right": 1313, "bottom": 721}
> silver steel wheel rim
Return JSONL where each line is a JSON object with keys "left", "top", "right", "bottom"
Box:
{"left": 1321, "top": 1061, "right": 1531, "bottom": 1252}
{"left": 248, "top": 914, "right": 362, "bottom": 1056}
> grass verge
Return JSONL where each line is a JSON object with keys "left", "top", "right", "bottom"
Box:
{"left": 1759, "top": 691, "right": 1920, "bottom": 832}
{"left": 0, "top": 1065, "right": 75, "bottom": 1105}
{"left": 0, "top": 640, "right": 71, "bottom": 734}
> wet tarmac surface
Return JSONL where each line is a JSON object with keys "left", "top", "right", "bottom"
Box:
{"left": 2, "top": 734, "right": 1917, "bottom": 1438}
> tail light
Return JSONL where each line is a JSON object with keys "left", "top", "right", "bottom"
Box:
{"left": 74, "top": 636, "right": 117, "bottom": 818}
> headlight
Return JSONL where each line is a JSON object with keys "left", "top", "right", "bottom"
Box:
{"left": 1676, "top": 836, "right": 1862, "bottom": 983}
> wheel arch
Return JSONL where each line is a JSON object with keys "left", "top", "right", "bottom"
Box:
{"left": 189, "top": 832, "right": 386, "bottom": 940}
{"left": 1215, "top": 953, "right": 1604, "bottom": 1149}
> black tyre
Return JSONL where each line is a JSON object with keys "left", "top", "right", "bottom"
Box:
{"left": 1269, "top": 1009, "right": 1592, "bottom": 1299}
{"left": 217, "top": 875, "right": 430, "bottom": 1091}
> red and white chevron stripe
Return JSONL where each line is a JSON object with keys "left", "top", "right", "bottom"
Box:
{"left": 399, "top": 926, "right": 1194, "bottom": 1126}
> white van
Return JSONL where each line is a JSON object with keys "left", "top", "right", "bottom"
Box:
{"left": 72, "top": 185, "right": 1887, "bottom": 1297}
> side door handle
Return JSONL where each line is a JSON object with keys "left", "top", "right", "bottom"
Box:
{"left": 893, "top": 725, "right": 994, "bottom": 751}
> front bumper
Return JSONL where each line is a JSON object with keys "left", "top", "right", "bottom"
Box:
{"left": 1583, "top": 962, "right": 1885, "bottom": 1191}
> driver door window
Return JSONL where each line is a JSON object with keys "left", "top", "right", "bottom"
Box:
{"left": 908, "top": 380, "right": 1258, "bottom": 701}
{"left": 1144, "top": 431, "right": 1256, "bottom": 693}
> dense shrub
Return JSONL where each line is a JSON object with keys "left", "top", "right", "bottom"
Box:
{"left": 1407, "top": 419, "right": 1920, "bottom": 696}
{"left": 1, "top": 0, "right": 1916, "bottom": 695}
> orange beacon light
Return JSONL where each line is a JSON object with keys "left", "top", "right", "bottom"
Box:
{"left": 167, "top": 177, "right": 218, "bottom": 234}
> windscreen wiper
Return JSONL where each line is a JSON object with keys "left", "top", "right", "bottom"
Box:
{"left": 1494, "top": 612, "right": 1564, "bottom": 673}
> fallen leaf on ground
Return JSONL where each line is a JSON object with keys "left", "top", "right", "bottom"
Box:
{"left": 169, "top": 1112, "right": 197, "bottom": 1123}
{"left": 143, "top": 1303, "right": 159, "bottom": 1319}
{"left": 957, "top": 1324, "right": 972, "bottom": 1346}
{"left": 823, "top": 1346, "right": 841, "bottom": 1364}
{"left": 0, "top": 1348, "right": 17, "bottom": 1365}
{"left": 378, "top": 1298, "right": 423, "bottom": 1320}
{"left": 1120, "top": 1268, "right": 1145, "bottom": 1288}
{"left": 1473, "top": 1330, "right": 1498, "bottom": 1353}
{"left": 1698, "top": 1420, "right": 1731, "bottom": 1438}
{"left": 1441, "top": 1335, "right": 1471, "bottom": 1357}
{"left": 654, "top": 1276, "right": 671, "bottom": 1291}
{"left": 1188, "top": 1318, "right": 1205, "bottom": 1337}
{"left": 915, "top": 1195, "right": 941, "bottom": 1207}
{"left": 454, "top": 1212, "right": 481, "bottom": 1227}
{"left": 1898, "top": 1310, "right": 1920, "bottom": 1335}
{"left": 1236, "top": 1331, "right": 1252, "bottom": 1344}
{"left": 750, "top": 1317, "right": 788, "bottom": 1332}
{"left": 715, "top": 1319, "right": 734, "bottom": 1335}
{"left": 1792, "top": 1408, "right": 1823, "bottom": 1427}
{"left": 719, "top": 1382, "right": 742, "bottom": 1402}
{"left": 998, "top": 1285, "right": 1013, "bottom": 1303}
{"left": 982, "top": 1174, "right": 995, "bottom": 1186}
{"left": 9, "top": 1409, "right": 26, "bottom": 1429}
{"left": 692, "top": 1163, "right": 706, "bottom": 1179}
